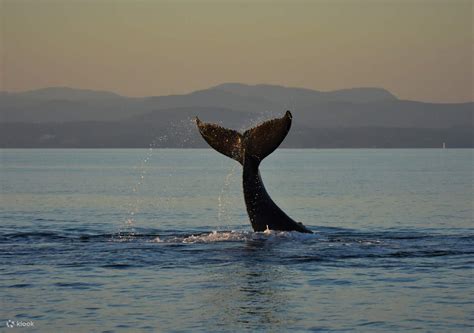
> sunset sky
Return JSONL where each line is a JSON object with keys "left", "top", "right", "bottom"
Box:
{"left": 1, "top": 0, "right": 472, "bottom": 102}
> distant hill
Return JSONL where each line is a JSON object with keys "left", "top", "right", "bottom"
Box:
{"left": 5, "top": 87, "right": 123, "bottom": 101}
{"left": 0, "top": 83, "right": 400, "bottom": 122}
{"left": 212, "top": 82, "right": 397, "bottom": 104}
{"left": 0, "top": 83, "right": 472, "bottom": 148}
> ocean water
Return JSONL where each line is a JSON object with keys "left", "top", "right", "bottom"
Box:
{"left": 0, "top": 148, "right": 472, "bottom": 332}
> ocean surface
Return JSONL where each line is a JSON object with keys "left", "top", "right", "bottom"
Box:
{"left": 0, "top": 149, "right": 473, "bottom": 332}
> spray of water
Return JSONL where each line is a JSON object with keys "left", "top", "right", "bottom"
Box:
{"left": 217, "top": 163, "right": 238, "bottom": 227}
{"left": 116, "top": 116, "right": 199, "bottom": 240}
{"left": 116, "top": 135, "right": 167, "bottom": 241}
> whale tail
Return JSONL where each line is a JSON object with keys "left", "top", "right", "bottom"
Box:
{"left": 196, "top": 111, "right": 292, "bottom": 165}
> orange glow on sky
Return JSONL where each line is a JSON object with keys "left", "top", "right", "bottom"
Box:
{"left": 1, "top": 0, "right": 472, "bottom": 102}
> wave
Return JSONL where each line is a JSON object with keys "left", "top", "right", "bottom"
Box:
{"left": 0, "top": 228, "right": 472, "bottom": 264}
{"left": 1, "top": 228, "right": 472, "bottom": 260}
{"left": 1, "top": 227, "right": 472, "bottom": 243}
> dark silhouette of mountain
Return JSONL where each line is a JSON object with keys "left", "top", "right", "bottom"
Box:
{"left": 0, "top": 83, "right": 472, "bottom": 147}
{"left": 1, "top": 121, "right": 471, "bottom": 148}
{"left": 0, "top": 83, "right": 400, "bottom": 122}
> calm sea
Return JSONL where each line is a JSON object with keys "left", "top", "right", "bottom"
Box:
{"left": 1, "top": 149, "right": 473, "bottom": 332}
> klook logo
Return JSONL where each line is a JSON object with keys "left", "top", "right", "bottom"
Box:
{"left": 5, "top": 320, "right": 34, "bottom": 328}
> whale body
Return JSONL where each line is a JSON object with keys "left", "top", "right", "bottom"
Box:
{"left": 196, "top": 111, "right": 312, "bottom": 233}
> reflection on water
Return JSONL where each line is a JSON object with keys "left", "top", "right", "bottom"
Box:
{"left": 206, "top": 240, "right": 296, "bottom": 330}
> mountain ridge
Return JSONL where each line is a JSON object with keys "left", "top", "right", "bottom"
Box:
{"left": 2, "top": 83, "right": 398, "bottom": 102}
{"left": 1, "top": 83, "right": 472, "bottom": 147}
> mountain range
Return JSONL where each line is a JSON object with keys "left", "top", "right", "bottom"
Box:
{"left": 1, "top": 83, "right": 472, "bottom": 148}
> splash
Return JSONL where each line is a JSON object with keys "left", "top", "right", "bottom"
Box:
{"left": 151, "top": 229, "right": 319, "bottom": 244}
{"left": 182, "top": 230, "right": 250, "bottom": 243}
{"left": 151, "top": 230, "right": 250, "bottom": 244}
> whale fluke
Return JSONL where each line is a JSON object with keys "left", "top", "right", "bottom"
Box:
{"left": 196, "top": 117, "right": 244, "bottom": 164}
{"left": 196, "top": 111, "right": 312, "bottom": 233}
{"left": 196, "top": 110, "right": 292, "bottom": 165}
{"left": 243, "top": 111, "right": 292, "bottom": 163}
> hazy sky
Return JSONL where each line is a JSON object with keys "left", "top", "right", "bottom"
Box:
{"left": 1, "top": 0, "right": 472, "bottom": 102}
